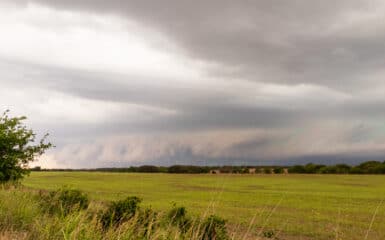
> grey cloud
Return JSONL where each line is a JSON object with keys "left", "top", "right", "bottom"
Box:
{"left": 42, "top": 126, "right": 385, "bottom": 168}
{"left": 17, "top": 0, "right": 385, "bottom": 90}
{"left": 2, "top": 57, "right": 385, "bottom": 137}
{"left": 3, "top": 1, "right": 385, "bottom": 167}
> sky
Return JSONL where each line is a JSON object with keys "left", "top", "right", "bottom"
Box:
{"left": 2, "top": 0, "right": 385, "bottom": 168}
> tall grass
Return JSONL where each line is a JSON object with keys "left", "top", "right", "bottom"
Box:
{"left": 0, "top": 186, "right": 231, "bottom": 240}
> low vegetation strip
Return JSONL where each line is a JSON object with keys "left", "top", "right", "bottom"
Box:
{"left": 31, "top": 160, "right": 385, "bottom": 174}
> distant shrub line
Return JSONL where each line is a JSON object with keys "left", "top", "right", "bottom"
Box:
{"left": 31, "top": 160, "right": 385, "bottom": 174}
{"left": 287, "top": 161, "right": 385, "bottom": 174}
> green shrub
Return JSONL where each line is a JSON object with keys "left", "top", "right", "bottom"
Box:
{"left": 263, "top": 168, "right": 272, "bottom": 174}
{"left": 0, "top": 110, "right": 52, "bottom": 184}
{"left": 137, "top": 165, "right": 160, "bottom": 173}
{"left": 168, "top": 165, "right": 209, "bottom": 173}
{"left": 349, "top": 167, "right": 364, "bottom": 174}
{"left": 304, "top": 163, "right": 325, "bottom": 173}
{"left": 201, "top": 215, "right": 229, "bottom": 240}
{"left": 288, "top": 165, "right": 306, "bottom": 173}
{"left": 273, "top": 168, "right": 284, "bottom": 174}
{"left": 99, "top": 196, "right": 141, "bottom": 228}
{"left": 40, "top": 187, "right": 89, "bottom": 216}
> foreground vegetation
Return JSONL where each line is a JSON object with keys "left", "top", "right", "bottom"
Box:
{"left": 0, "top": 186, "right": 230, "bottom": 240}
{"left": 18, "top": 172, "right": 385, "bottom": 239}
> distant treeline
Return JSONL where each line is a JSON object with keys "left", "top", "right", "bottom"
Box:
{"left": 31, "top": 165, "right": 265, "bottom": 173}
{"left": 287, "top": 161, "right": 385, "bottom": 174}
{"left": 31, "top": 161, "right": 385, "bottom": 174}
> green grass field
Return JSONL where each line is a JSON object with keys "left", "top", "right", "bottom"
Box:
{"left": 22, "top": 172, "right": 385, "bottom": 239}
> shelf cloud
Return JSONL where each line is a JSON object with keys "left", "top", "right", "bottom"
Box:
{"left": 2, "top": 1, "right": 385, "bottom": 167}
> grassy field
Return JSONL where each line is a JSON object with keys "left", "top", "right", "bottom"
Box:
{"left": 22, "top": 172, "right": 385, "bottom": 239}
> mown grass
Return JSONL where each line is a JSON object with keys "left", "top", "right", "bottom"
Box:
{"left": 20, "top": 172, "right": 385, "bottom": 239}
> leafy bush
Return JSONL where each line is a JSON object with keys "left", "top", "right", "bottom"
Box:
{"left": 99, "top": 196, "right": 141, "bottom": 228}
{"left": 40, "top": 187, "right": 89, "bottom": 216}
{"left": 168, "top": 165, "right": 209, "bottom": 173}
{"left": 288, "top": 165, "right": 306, "bottom": 173}
{"left": 201, "top": 215, "right": 229, "bottom": 240}
{"left": 263, "top": 168, "right": 272, "bottom": 174}
{"left": 273, "top": 168, "right": 284, "bottom": 174}
{"left": 356, "top": 161, "right": 385, "bottom": 174}
{"left": 334, "top": 164, "right": 351, "bottom": 173}
{"left": 319, "top": 164, "right": 351, "bottom": 174}
{"left": 349, "top": 166, "right": 364, "bottom": 174}
{"left": 137, "top": 165, "right": 160, "bottom": 173}
{"left": 304, "top": 163, "right": 325, "bottom": 173}
{"left": 0, "top": 110, "right": 52, "bottom": 183}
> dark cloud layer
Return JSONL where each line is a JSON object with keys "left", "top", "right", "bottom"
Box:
{"left": 2, "top": 1, "right": 385, "bottom": 167}
{"left": 24, "top": 0, "right": 385, "bottom": 90}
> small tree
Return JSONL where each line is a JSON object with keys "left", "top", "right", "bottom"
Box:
{"left": 0, "top": 110, "right": 52, "bottom": 183}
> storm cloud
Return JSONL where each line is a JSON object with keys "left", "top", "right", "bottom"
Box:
{"left": 1, "top": 0, "right": 385, "bottom": 168}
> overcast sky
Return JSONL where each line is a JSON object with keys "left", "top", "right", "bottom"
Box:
{"left": 2, "top": 0, "right": 385, "bottom": 168}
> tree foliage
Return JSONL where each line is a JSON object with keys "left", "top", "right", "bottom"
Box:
{"left": 0, "top": 110, "right": 52, "bottom": 183}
